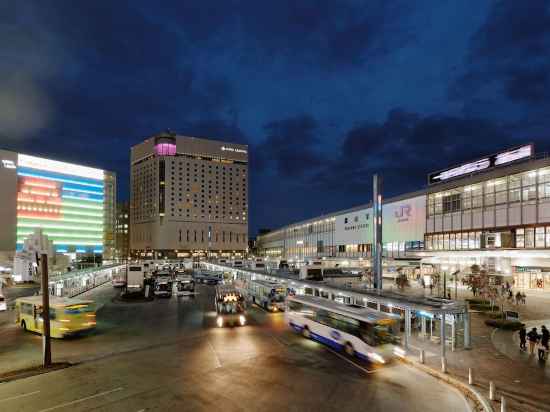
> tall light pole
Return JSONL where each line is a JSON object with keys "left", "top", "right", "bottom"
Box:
{"left": 39, "top": 254, "right": 51, "bottom": 367}
{"left": 372, "top": 174, "right": 383, "bottom": 291}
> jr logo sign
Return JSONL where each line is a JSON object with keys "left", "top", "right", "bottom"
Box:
{"left": 394, "top": 204, "right": 412, "bottom": 222}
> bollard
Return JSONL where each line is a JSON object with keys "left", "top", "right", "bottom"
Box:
{"left": 489, "top": 381, "right": 495, "bottom": 401}
{"left": 441, "top": 356, "right": 447, "bottom": 373}
{"left": 419, "top": 349, "right": 425, "bottom": 364}
{"left": 468, "top": 368, "right": 473, "bottom": 385}
{"left": 501, "top": 396, "right": 506, "bottom": 412}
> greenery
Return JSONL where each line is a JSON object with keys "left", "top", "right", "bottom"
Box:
{"left": 485, "top": 319, "right": 524, "bottom": 330}
{"left": 469, "top": 303, "right": 499, "bottom": 312}
{"left": 465, "top": 298, "right": 490, "bottom": 305}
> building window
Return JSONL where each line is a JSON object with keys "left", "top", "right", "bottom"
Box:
{"left": 525, "top": 228, "right": 535, "bottom": 248}
{"left": 536, "top": 227, "right": 545, "bottom": 248}
{"left": 516, "top": 228, "right": 524, "bottom": 248}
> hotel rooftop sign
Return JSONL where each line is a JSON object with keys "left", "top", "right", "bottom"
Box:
{"left": 428, "top": 144, "right": 533, "bottom": 185}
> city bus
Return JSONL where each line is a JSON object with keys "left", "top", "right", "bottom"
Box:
{"left": 245, "top": 279, "right": 286, "bottom": 312}
{"left": 285, "top": 295, "right": 403, "bottom": 364}
{"left": 214, "top": 285, "right": 247, "bottom": 327}
{"left": 15, "top": 295, "right": 96, "bottom": 338}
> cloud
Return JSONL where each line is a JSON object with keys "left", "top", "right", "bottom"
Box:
{"left": 451, "top": 1, "right": 550, "bottom": 109}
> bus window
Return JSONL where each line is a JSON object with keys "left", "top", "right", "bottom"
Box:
{"left": 64, "top": 304, "right": 95, "bottom": 315}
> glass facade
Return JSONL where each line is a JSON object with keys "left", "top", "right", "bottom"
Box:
{"left": 426, "top": 164, "right": 550, "bottom": 250}
{"left": 15, "top": 154, "right": 108, "bottom": 254}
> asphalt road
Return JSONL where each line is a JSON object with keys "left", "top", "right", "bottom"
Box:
{"left": 0, "top": 283, "right": 470, "bottom": 411}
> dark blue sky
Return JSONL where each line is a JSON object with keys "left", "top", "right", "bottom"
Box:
{"left": 2, "top": 1, "right": 550, "bottom": 235}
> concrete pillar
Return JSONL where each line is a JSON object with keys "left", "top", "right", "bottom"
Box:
{"left": 489, "top": 381, "right": 495, "bottom": 401}
{"left": 421, "top": 316, "right": 426, "bottom": 338}
{"left": 440, "top": 313, "right": 446, "bottom": 366}
{"left": 464, "top": 311, "right": 471, "bottom": 349}
{"left": 404, "top": 308, "right": 411, "bottom": 349}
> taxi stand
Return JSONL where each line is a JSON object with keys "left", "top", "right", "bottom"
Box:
{"left": 204, "top": 263, "right": 471, "bottom": 362}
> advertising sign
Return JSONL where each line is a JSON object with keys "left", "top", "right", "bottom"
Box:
{"left": 428, "top": 144, "right": 533, "bottom": 185}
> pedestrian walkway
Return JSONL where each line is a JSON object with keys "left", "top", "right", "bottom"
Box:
{"left": 408, "top": 313, "right": 550, "bottom": 412}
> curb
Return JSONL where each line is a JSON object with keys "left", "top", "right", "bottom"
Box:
{"left": 402, "top": 356, "right": 494, "bottom": 412}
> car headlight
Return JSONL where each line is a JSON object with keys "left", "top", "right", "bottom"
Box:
{"left": 216, "top": 316, "right": 223, "bottom": 327}
{"left": 239, "top": 315, "right": 246, "bottom": 326}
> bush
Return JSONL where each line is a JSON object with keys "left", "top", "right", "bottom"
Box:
{"left": 485, "top": 319, "right": 524, "bottom": 330}
{"left": 465, "top": 298, "right": 490, "bottom": 305}
{"left": 470, "top": 303, "right": 499, "bottom": 312}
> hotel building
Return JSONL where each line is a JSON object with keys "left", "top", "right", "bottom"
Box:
{"left": 130, "top": 133, "right": 248, "bottom": 258}
{"left": 257, "top": 144, "right": 550, "bottom": 291}
{"left": 0, "top": 150, "right": 116, "bottom": 263}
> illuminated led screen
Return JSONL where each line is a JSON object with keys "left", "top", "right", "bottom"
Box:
{"left": 16, "top": 154, "right": 105, "bottom": 254}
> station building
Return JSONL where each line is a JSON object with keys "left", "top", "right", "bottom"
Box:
{"left": 130, "top": 133, "right": 248, "bottom": 259}
{"left": 0, "top": 150, "right": 116, "bottom": 264}
{"left": 257, "top": 144, "right": 550, "bottom": 291}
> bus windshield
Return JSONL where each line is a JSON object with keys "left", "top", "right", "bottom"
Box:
{"left": 218, "top": 301, "right": 245, "bottom": 314}
{"left": 270, "top": 288, "right": 285, "bottom": 302}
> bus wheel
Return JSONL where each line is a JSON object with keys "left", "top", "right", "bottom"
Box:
{"left": 344, "top": 342, "right": 355, "bottom": 357}
{"left": 302, "top": 326, "right": 311, "bottom": 339}
{"left": 21, "top": 320, "right": 26, "bottom": 331}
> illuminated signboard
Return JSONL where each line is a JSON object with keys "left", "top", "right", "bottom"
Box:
{"left": 221, "top": 146, "right": 247, "bottom": 154}
{"left": 428, "top": 144, "right": 533, "bottom": 185}
{"left": 1, "top": 159, "right": 16, "bottom": 169}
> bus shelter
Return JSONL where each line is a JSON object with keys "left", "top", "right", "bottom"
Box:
{"left": 204, "top": 262, "right": 471, "bottom": 357}
{"left": 48, "top": 264, "right": 125, "bottom": 297}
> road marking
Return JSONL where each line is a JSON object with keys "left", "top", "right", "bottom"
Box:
{"left": 207, "top": 340, "right": 222, "bottom": 368}
{"left": 0, "top": 390, "right": 40, "bottom": 403}
{"left": 37, "top": 387, "right": 123, "bottom": 412}
{"left": 325, "top": 347, "right": 377, "bottom": 374}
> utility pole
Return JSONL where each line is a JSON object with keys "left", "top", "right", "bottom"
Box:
{"left": 40, "top": 253, "right": 52, "bottom": 367}
{"left": 372, "top": 174, "right": 383, "bottom": 291}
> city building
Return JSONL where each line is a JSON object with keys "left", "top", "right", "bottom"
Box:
{"left": 0, "top": 150, "right": 116, "bottom": 265}
{"left": 130, "top": 133, "right": 248, "bottom": 258}
{"left": 257, "top": 144, "right": 550, "bottom": 291}
{"left": 115, "top": 201, "right": 130, "bottom": 260}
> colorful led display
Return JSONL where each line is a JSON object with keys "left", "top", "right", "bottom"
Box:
{"left": 15, "top": 154, "right": 105, "bottom": 253}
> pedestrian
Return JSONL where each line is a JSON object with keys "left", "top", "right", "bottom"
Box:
{"left": 515, "top": 291, "right": 522, "bottom": 305}
{"left": 538, "top": 339, "right": 547, "bottom": 361}
{"left": 519, "top": 326, "right": 527, "bottom": 351}
{"left": 429, "top": 283, "right": 433, "bottom": 295}
{"left": 527, "top": 327, "right": 539, "bottom": 355}
{"left": 541, "top": 325, "right": 549, "bottom": 351}
{"left": 522, "top": 292, "right": 527, "bottom": 304}
{"left": 447, "top": 292, "right": 451, "bottom": 300}
{"left": 506, "top": 281, "right": 511, "bottom": 291}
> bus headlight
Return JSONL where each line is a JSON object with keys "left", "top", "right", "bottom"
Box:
{"left": 216, "top": 316, "right": 223, "bottom": 328}
{"left": 393, "top": 347, "right": 406, "bottom": 358}
{"left": 239, "top": 315, "right": 246, "bottom": 326}
{"left": 368, "top": 352, "right": 386, "bottom": 364}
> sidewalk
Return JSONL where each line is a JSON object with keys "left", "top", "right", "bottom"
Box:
{"left": 411, "top": 308, "right": 550, "bottom": 412}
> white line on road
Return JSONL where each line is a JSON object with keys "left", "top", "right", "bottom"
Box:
{"left": 0, "top": 390, "right": 41, "bottom": 403}
{"left": 37, "top": 387, "right": 123, "bottom": 412}
{"left": 207, "top": 340, "right": 222, "bottom": 368}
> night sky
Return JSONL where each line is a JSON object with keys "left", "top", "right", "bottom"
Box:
{"left": 2, "top": 1, "right": 550, "bottom": 236}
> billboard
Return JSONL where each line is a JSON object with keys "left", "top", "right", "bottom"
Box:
{"left": 428, "top": 144, "right": 533, "bottom": 185}
{"left": 334, "top": 195, "right": 426, "bottom": 245}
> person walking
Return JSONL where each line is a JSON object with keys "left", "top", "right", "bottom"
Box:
{"left": 541, "top": 325, "right": 549, "bottom": 351}
{"left": 522, "top": 292, "right": 527, "bottom": 304}
{"left": 519, "top": 325, "right": 527, "bottom": 351}
{"left": 538, "top": 339, "right": 547, "bottom": 361}
{"left": 515, "top": 291, "right": 522, "bottom": 305}
{"left": 527, "top": 327, "right": 539, "bottom": 355}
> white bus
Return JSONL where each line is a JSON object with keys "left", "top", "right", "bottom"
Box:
{"left": 245, "top": 279, "right": 286, "bottom": 312}
{"left": 214, "top": 285, "right": 246, "bottom": 327}
{"left": 285, "top": 295, "right": 403, "bottom": 364}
